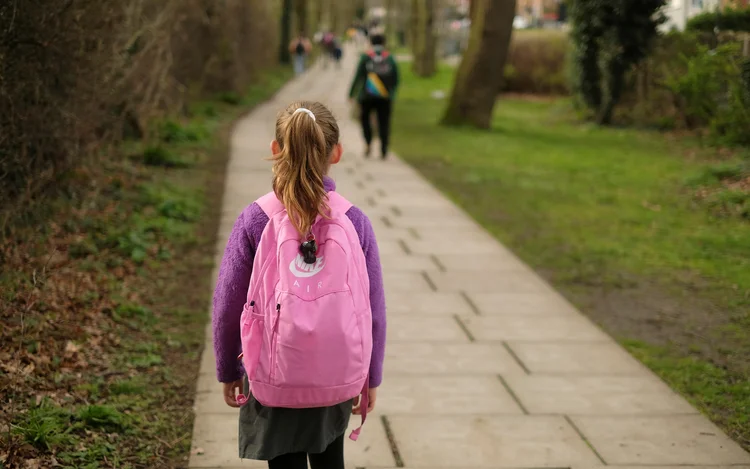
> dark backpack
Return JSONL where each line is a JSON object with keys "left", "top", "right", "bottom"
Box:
{"left": 363, "top": 50, "right": 396, "bottom": 99}
{"left": 295, "top": 41, "right": 305, "bottom": 55}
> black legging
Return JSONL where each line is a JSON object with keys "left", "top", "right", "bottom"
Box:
{"left": 267, "top": 434, "right": 345, "bottom": 469}
{"left": 360, "top": 98, "right": 393, "bottom": 158}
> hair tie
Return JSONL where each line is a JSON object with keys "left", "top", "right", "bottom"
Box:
{"left": 293, "top": 108, "right": 316, "bottom": 121}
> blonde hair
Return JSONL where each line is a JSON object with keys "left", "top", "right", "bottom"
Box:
{"left": 272, "top": 101, "right": 340, "bottom": 237}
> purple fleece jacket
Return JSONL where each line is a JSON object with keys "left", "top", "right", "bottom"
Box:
{"left": 212, "top": 177, "right": 386, "bottom": 388}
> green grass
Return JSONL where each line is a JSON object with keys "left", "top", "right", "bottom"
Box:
{"left": 625, "top": 340, "right": 750, "bottom": 443}
{"left": 392, "top": 64, "right": 750, "bottom": 450}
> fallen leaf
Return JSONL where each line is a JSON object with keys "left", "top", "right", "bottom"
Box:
{"left": 0, "top": 360, "right": 19, "bottom": 374}
{"left": 65, "top": 341, "right": 80, "bottom": 354}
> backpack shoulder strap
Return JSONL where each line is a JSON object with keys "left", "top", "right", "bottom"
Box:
{"left": 258, "top": 191, "right": 352, "bottom": 219}
{"left": 326, "top": 191, "right": 353, "bottom": 216}
{"left": 256, "top": 192, "right": 285, "bottom": 218}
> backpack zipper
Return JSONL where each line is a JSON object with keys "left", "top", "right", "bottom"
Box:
{"left": 237, "top": 300, "right": 256, "bottom": 362}
{"left": 270, "top": 303, "right": 281, "bottom": 384}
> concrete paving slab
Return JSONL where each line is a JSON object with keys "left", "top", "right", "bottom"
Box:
{"left": 386, "top": 316, "right": 470, "bottom": 343}
{"left": 383, "top": 271, "right": 435, "bottom": 293}
{"left": 380, "top": 255, "right": 440, "bottom": 272}
{"left": 374, "top": 193, "right": 458, "bottom": 208}
{"left": 465, "top": 292, "right": 578, "bottom": 315}
{"left": 401, "top": 225, "right": 497, "bottom": 240}
{"left": 189, "top": 413, "right": 266, "bottom": 468}
{"left": 387, "top": 415, "right": 602, "bottom": 467}
{"left": 387, "top": 216, "right": 479, "bottom": 229}
{"left": 460, "top": 315, "right": 610, "bottom": 342}
{"left": 344, "top": 417, "right": 398, "bottom": 468}
{"left": 387, "top": 205, "right": 467, "bottom": 220}
{"left": 403, "top": 240, "right": 509, "bottom": 256}
{"left": 432, "top": 254, "right": 532, "bottom": 272}
{"left": 378, "top": 374, "right": 523, "bottom": 415}
{"left": 386, "top": 343, "right": 526, "bottom": 375}
{"left": 366, "top": 227, "right": 417, "bottom": 241}
{"left": 196, "top": 374, "right": 216, "bottom": 394}
{"left": 385, "top": 292, "right": 474, "bottom": 315}
{"left": 426, "top": 271, "right": 552, "bottom": 294}
{"left": 504, "top": 375, "right": 698, "bottom": 415}
{"left": 572, "top": 415, "right": 750, "bottom": 465}
{"left": 200, "top": 346, "right": 217, "bottom": 375}
{"left": 506, "top": 342, "right": 647, "bottom": 375}
{"left": 375, "top": 239, "right": 410, "bottom": 255}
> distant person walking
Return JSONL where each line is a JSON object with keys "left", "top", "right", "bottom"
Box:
{"left": 289, "top": 34, "right": 312, "bottom": 76}
{"left": 348, "top": 34, "right": 399, "bottom": 159}
{"left": 320, "top": 31, "right": 336, "bottom": 69}
{"left": 332, "top": 37, "right": 343, "bottom": 69}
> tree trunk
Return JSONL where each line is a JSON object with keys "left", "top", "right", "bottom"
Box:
{"left": 385, "top": 0, "right": 397, "bottom": 45}
{"left": 597, "top": 54, "right": 627, "bottom": 125}
{"left": 329, "top": 0, "right": 340, "bottom": 35}
{"left": 441, "top": 0, "right": 517, "bottom": 128}
{"left": 279, "top": 0, "right": 293, "bottom": 64}
{"left": 294, "top": 0, "right": 308, "bottom": 35}
{"left": 355, "top": 0, "right": 366, "bottom": 20}
{"left": 470, "top": 0, "right": 478, "bottom": 19}
{"left": 338, "top": 0, "right": 356, "bottom": 35}
{"left": 409, "top": 0, "right": 419, "bottom": 52}
{"left": 412, "top": 0, "right": 437, "bottom": 77}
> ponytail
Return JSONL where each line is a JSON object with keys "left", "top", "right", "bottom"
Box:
{"left": 272, "top": 105, "right": 332, "bottom": 237}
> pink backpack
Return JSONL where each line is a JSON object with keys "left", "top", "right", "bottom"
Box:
{"left": 235, "top": 191, "right": 373, "bottom": 441}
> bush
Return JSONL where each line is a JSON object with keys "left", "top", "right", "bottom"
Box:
{"left": 665, "top": 42, "right": 750, "bottom": 145}
{"left": 616, "top": 30, "right": 750, "bottom": 145}
{"left": 0, "top": 0, "right": 279, "bottom": 226}
{"left": 503, "top": 30, "right": 570, "bottom": 95}
{"left": 569, "top": 0, "right": 667, "bottom": 124}
{"left": 687, "top": 7, "right": 750, "bottom": 33}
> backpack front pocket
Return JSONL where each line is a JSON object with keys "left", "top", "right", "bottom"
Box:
{"left": 271, "top": 290, "right": 364, "bottom": 389}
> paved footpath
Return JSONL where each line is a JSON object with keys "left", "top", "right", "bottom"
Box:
{"left": 189, "top": 48, "right": 750, "bottom": 468}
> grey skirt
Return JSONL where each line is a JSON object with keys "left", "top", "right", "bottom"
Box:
{"left": 239, "top": 379, "right": 353, "bottom": 461}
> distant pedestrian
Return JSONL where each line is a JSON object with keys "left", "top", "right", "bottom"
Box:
{"left": 348, "top": 34, "right": 400, "bottom": 159}
{"left": 289, "top": 34, "right": 312, "bottom": 76}
{"left": 332, "top": 38, "right": 343, "bottom": 69}
{"left": 320, "top": 31, "right": 336, "bottom": 69}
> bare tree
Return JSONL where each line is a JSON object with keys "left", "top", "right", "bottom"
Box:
{"left": 279, "top": 0, "right": 293, "bottom": 63}
{"left": 441, "top": 0, "right": 516, "bottom": 128}
{"left": 412, "top": 0, "right": 437, "bottom": 77}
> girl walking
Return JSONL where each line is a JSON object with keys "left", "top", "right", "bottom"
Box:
{"left": 212, "top": 101, "right": 386, "bottom": 469}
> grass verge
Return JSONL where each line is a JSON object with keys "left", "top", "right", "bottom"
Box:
{"left": 0, "top": 66, "right": 292, "bottom": 468}
{"left": 392, "top": 64, "right": 750, "bottom": 450}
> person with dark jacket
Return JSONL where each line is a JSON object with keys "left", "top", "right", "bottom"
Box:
{"left": 348, "top": 34, "right": 399, "bottom": 160}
